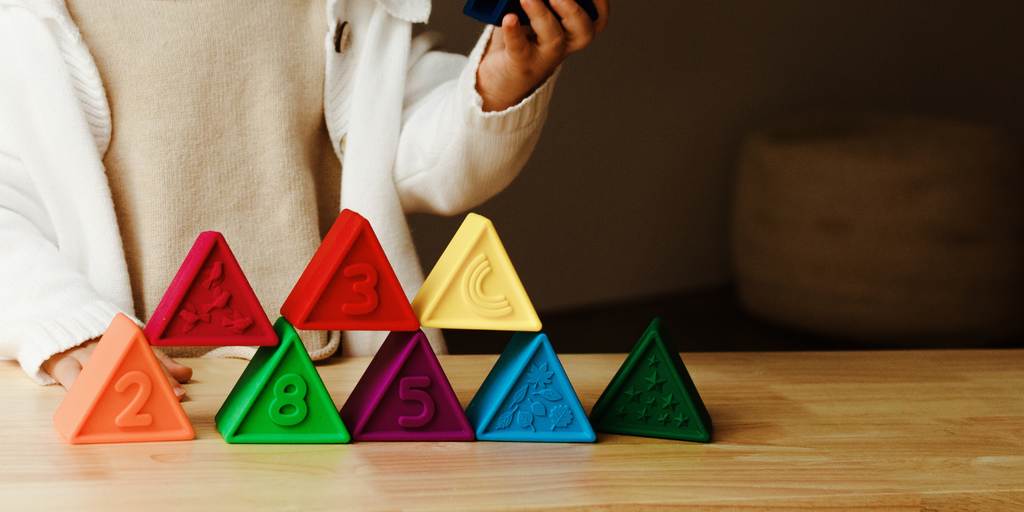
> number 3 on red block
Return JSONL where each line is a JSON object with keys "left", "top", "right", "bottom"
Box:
{"left": 281, "top": 209, "right": 419, "bottom": 332}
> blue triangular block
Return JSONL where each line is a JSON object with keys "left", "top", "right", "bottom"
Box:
{"left": 465, "top": 332, "right": 595, "bottom": 442}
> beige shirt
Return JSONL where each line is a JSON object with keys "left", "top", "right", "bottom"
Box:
{"left": 66, "top": 0, "right": 343, "bottom": 358}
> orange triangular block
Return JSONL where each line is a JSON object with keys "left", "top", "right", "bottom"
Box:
{"left": 53, "top": 314, "right": 195, "bottom": 444}
{"left": 281, "top": 210, "right": 419, "bottom": 331}
{"left": 145, "top": 232, "right": 277, "bottom": 346}
{"left": 411, "top": 213, "right": 541, "bottom": 331}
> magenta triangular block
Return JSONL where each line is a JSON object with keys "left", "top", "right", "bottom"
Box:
{"left": 339, "top": 330, "right": 474, "bottom": 441}
{"left": 145, "top": 232, "right": 276, "bottom": 347}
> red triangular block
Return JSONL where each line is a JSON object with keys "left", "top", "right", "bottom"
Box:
{"left": 281, "top": 209, "right": 419, "bottom": 331}
{"left": 53, "top": 314, "right": 194, "bottom": 444}
{"left": 340, "top": 330, "right": 474, "bottom": 441}
{"left": 145, "top": 232, "right": 277, "bottom": 346}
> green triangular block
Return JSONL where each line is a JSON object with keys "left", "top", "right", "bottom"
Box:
{"left": 589, "top": 318, "right": 712, "bottom": 442}
{"left": 215, "top": 317, "right": 350, "bottom": 443}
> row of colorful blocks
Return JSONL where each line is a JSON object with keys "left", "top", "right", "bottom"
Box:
{"left": 54, "top": 315, "right": 712, "bottom": 445}
{"left": 142, "top": 210, "right": 542, "bottom": 351}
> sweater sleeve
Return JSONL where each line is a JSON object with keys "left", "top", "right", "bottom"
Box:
{"left": 0, "top": 5, "right": 133, "bottom": 385}
{"left": 0, "top": 145, "right": 127, "bottom": 385}
{"left": 393, "top": 25, "right": 559, "bottom": 215}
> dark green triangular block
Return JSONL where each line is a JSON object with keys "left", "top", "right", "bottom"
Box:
{"left": 589, "top": 318, "right": 712, "bottom": 442}
{"left": 215, "top": 317, "right": 350, "bottom": 443}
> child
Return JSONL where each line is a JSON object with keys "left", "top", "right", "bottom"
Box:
{"left": 0, "top": 0, "right": 609, "bottom": 398}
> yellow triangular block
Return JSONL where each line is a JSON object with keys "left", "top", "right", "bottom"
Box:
{"left": 413, "top": 213, "right": 541, "bottom": 331}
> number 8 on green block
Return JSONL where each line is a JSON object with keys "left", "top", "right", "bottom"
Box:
{"left": 269, "top": 374, "right": 309, "bottom": 426}
{"left": 215, "top": 318, "right": 351, "bottom": 443}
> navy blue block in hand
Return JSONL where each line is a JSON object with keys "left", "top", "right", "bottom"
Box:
{"left": 464, "top": 0, "right": 599, "bottom": 26}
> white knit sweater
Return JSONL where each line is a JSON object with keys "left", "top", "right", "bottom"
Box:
{"left": 0, "top": 0, "right": 558, "bottom": 384}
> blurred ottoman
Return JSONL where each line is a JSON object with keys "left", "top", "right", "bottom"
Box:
{"left": 731, "top": 112, "right": 1024, "bottom": 342}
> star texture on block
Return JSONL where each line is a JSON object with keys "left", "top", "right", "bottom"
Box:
{"left": 623, "top": 385, "right": 643, "bottom": 403}
{"left": 635, "top": 407, "right": 652, "bottom": 423}
{"left": 656, "top": 413, "right": 671, "bottom": 426}
{"left": 614, "top": 406, "right": 628, "bottom": 420}
{"left": 673, "top": 413, "right": 690, "bottom": 428}
{"left": 645, "top": 397, "right": 657, "bottom": 408}
{"left": 644, "top": 371, "right": 667, "bottom": 393}
{"left": 660, "top": 394, "right": 679, "bottom": 411}
{"left": 645, "top": 355, "right": 660, "bottom": 368}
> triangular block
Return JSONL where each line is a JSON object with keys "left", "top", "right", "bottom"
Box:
{"left": 589, "top": 318, "right": 712, "bottom": 442}
{"left": 340, "top": 330, "right": 474, "bottom": 441}
{"left": 145, "top": 232, "right": 277, "bottom": 347}
{"left": 281, "top": 209, "right": 419, "bottom": 332}
{"left": 411, "top": 213, "right": 541, "bottom": 331}
{"left": 215, "top": 318, "right": 350, "bottom": 443}
{"left": 465, "top": 332, "right": 594, "bottom": 442}
{"left": 53, "top": 314, "right": 194, "bottom": 444}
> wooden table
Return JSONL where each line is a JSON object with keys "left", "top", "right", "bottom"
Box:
{"left": 2, "top": 350, "right": 1022, "bottom": 511}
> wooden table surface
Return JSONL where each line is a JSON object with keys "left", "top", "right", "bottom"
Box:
{"left": 1, "top": 350, "right": 1022, "bottom": 511}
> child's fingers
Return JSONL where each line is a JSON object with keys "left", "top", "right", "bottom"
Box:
{"left": 151, "top": 348, "right": 190, "bottom": 399}
{"left": 152, "top": 347, "right": 193, "bottom": 384}
{"left": 591, "top": 0, "right": 610, "bottom": 34}
{"left": 42, "top": 354, "right": 84, "bottom": 391}
{"left": 520, "top": 0, "right": 565, "bottom": 54}
{"left": 155, "top": 361, "right": 186, "bottom": 400}
{"left": 501, "top": 13, "right": 531, "bottom": 62}
{"left": 41, "top": 341, "right": 95, "bottom": 390}
{"left": 549, "top": 0, "right": 596, "bottom": 53}
{"left": 42, "top": 341, "right": 186, "bottom": 399}
{"left": 489, "top": 19, "right": 508, "bottom": 54}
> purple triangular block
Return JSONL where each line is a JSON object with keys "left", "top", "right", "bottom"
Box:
{"left": 339, "top": 330, "right": 474, "bottom": 441}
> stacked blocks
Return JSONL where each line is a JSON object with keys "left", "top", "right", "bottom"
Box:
{"left": 53, "top": 314, "right": 195, "bottom": 444}
{"left": 216, "top": 317, "right": 350, "bottom": 444}
{"left": 145, "top": 232, "right": 277, "bottom": 347}
{"left": 589, "top": 318, "right": 712, "bottom": 442}
{"left": 340, "top": 330, "right": 474, "bottom": 441}
{"left": 465, "top": 332, "right": 595, "bottom": 442}
{"left": 412, "top": 213, "right": 541, "bottom": 332}
{"left": 418, "top": 213, "right": 592, "bottom": 443}
{"left": 463, "top": 0, "right": 599, "bottom": 26}
{"left": 53, "top": 212, "right": 712, "bottom": 447}
{"left": 281, "top": 209, "right": 419, "bottom": 332}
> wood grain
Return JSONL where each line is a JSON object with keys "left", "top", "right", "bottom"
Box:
{"left": 1, "top": 350, "right": 1021, "bottom": 511}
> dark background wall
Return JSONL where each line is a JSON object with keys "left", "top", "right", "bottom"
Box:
{"left": 408, "top": 0, "right": 1024, "bottom": 316}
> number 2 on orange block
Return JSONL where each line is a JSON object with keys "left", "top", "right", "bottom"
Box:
{"left": 114, "top": 371, "right": 154, "bottom": 428}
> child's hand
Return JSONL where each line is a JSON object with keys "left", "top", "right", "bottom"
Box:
{"left": 42, "top": 340, "right": 193, "bottom": 400}
{"left": 476, "top": 0, "right": 610, "bottom": 112}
